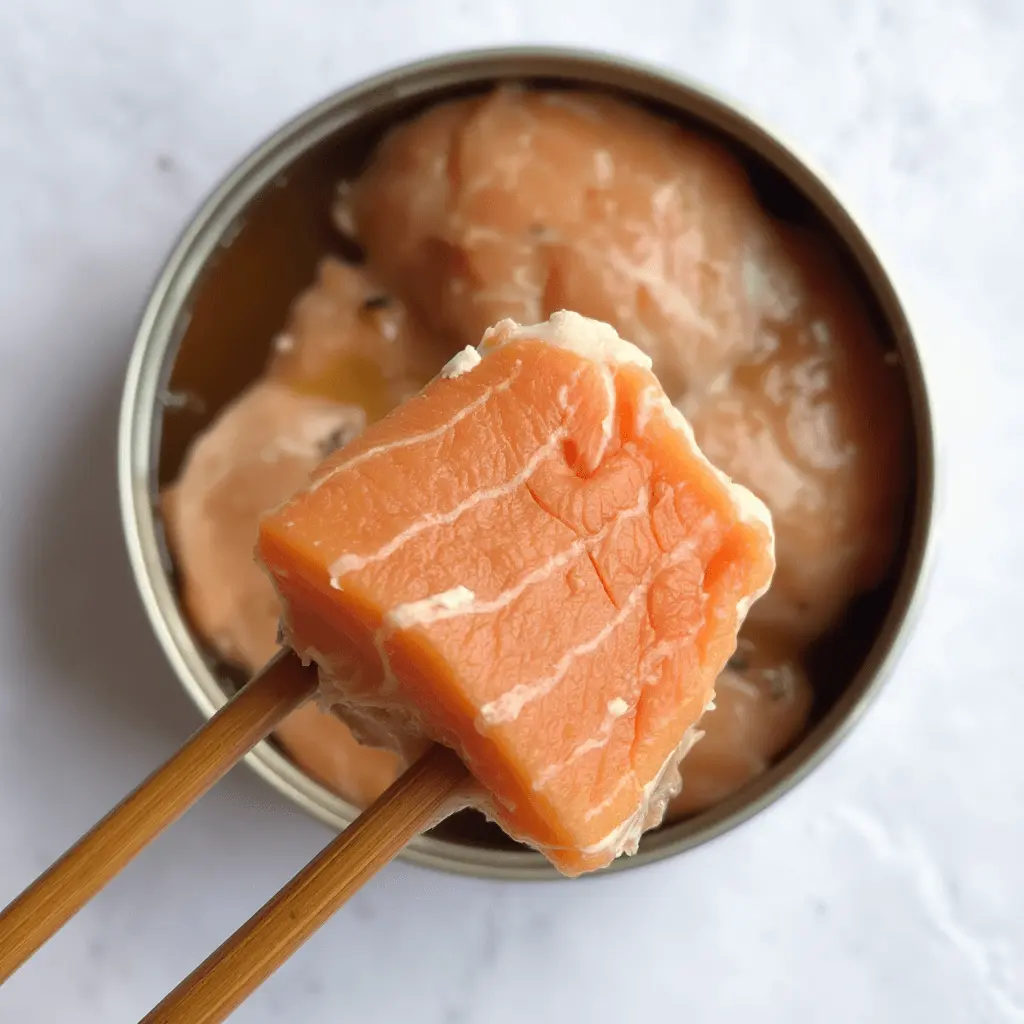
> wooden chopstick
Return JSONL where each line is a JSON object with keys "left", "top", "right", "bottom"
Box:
{"left": 141, "top": 744, "right": 468, "bottom": 1024}
{"left": 0, "top": 650, "right": 316, "bottom": 982}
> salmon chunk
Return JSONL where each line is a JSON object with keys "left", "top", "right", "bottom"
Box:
{"left": 163, "top": 380, "right": 366, "bottom": 670}
{"left": 162, "top": 379, "right": 402, "bottom": 806}
{"left": 337, "top": 88, "right": 769, "bottom": 398}
{"left": 257, "top": 311, "right": 775, "bottom": 875}
{"left": 683, "top": 231, "right": 909, "bottom": 640}
{"left": 267, "top": 257, "right": 452, "bottom": 421}
{"left": 666, "top": 628, "right": 813, "bottom": 818}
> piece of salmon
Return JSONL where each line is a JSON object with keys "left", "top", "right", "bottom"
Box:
{"left": 162, "top": 379, "right": 402, "bottom": 805}
{"left": 258, "top": 312, "right": 775, "bottom": 875}
{"left": 337, "top": 88, "right": 770, "bottom": 399}
{"left": 665, "top": 627, "right": 813, "bottom": 819}
{"left": 682, "top": 229, "right": 909, "bottom": 640}
{"left": 163, "top": 380, "right": 366, "bottom": 669}
{"left": 267, "top": 257, "right": 453, "bottom": 422}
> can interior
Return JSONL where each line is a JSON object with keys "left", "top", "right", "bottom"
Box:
{"left": 147, "top": 59, "right": 924, "bottom": 866}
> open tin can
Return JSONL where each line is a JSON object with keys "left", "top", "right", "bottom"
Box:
{"left": 118, "top": 47, "right": 937, "bottom": 880}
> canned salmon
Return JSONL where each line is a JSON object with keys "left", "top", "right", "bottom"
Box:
{"left": 118, "top": 47, "right": 936, "bottom": 879}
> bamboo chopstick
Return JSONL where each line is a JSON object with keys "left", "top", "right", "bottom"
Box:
{"left": 0, "top": 650, "right": 316, "bottom": 982}
{"left": 141, "top": 744, "right": 468, "bottom": 1024}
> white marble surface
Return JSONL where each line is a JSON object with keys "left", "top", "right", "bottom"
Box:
{"left": 0, "top": 1, "right": 1021, "bottom": 1021}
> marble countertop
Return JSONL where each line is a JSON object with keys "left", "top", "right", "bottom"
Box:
{"left": 1, "top": 1, "right": 1021, "bottom": 1021}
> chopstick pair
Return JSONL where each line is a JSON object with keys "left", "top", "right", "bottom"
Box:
{"left": 0, "top": 651, "right": 468, "bottom": 1022}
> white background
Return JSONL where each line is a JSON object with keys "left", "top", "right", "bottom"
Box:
{"left": 1, "top": 2, "right": 1022, "bottom": 1021}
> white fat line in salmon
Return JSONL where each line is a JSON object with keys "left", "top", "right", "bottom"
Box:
{"left": 555, "top": 364, "right": 585, "bottom": 412}
{"left": 382, "top": 488, "right": 650, "bottom": 632}
{"left": 459, "top": 226, "right": 512, "bottom": 247}
{"left": 583, "top": 768, "right": 635, "bottom": 824}
{"left": 372, "top": 490, "right": 650, "bottom": 694}
{"left": 371, "top": 626, "right": 400, "bottom": 695}
{"left": 604, "top": 248, "right": 717, "bottom": 339}
{"left": 385, "top": 586, "right": 477, "bottom": 631}
{"left": 477, "top": 537, "right": 698, "bottom": 728}
{"left": 531, "top": 637, "right": 683, "bottom": 790}
{"left": 329, "top": 371, "right": 584, "bottom": 584}
{"left": 526, "top": 727, "right": 704, "bottom": 861}
{"left": 590, "top": 365, "right": 617, "bottom": 471}
{"left": 578, "top": 724, "right": 704, "bottom": 853}
{"left": 329, "top": 426, "right": 569, "bottom": 583}
{"left": 310, "top": 364, "right": 523, "bottom": 493}
{"left": 640, "top": 385, "right": 774, "bottom": 541}
{"left": 533, "top": 712, "right": 621, "bottom": 790}
{"left": 372, "top": 586, "right": 476, "bottom": 696}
